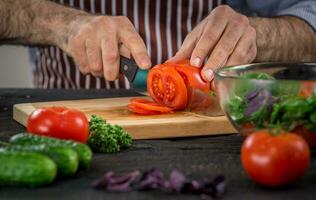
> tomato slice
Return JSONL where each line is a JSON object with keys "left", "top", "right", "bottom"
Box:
{"left": 147, "top": 65, "right": 188, "bottom": 110}
{"left": 130, "top": 98, "right": 173, "bottom": 113}
{"left": 127, "top": 104, "right": 161, "bottom": 115}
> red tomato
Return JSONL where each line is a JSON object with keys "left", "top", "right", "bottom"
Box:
{"left": 241, "top": 130, "right": 310, "bottom": 187}
{"left": 130, "top": 98, "right": 173, "bottom": 113}
{"left": 167, "top": 61, "right": 210, "bottom": 93}
{"left": 127, "top": 104, "right": 161, "bottom": 115}
{"left": 27, "top": 107, "right": 89, "bottom": 143}
{"left": 147, "top": 65, "right": 188, "bottom": 110}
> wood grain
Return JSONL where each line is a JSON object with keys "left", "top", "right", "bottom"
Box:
{"left": 13, "top": 97, "right": 237, "bottom": 139}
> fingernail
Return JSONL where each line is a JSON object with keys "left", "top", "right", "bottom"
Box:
{"left": 192, "top": 57, "right": 201, "bottom": 67}
{"left": 203, "top": 68, "right": 214, "bottom": 82}
{"left": 141, "top": 58, "right": 151, "bottom": 68}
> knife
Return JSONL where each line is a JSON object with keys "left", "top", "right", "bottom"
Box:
{"left": 119, "top": 56, "right": 148, "bottom": 94}
{"left": 119, "top": 56, "right": 223, "bottom": 116}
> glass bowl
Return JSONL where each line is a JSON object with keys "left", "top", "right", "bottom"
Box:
{"left": 214, "top": 62, "right": 316, "bottom": 146}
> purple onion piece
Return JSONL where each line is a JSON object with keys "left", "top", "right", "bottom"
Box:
{"left": 169, "top": 169, "right": 186, "bottom": 192}
{"left": 245, "top": 88, "right": 260, "bottom": 101}
{"left": 244, "top": 89, "right": 274, "bottom": 117}
{"left": 93, "top": 170, "right": 140, "bottom": 192}
{"left": 136, "top": 168, "right": 168, "bottom": 190}
{"left": 93, "top": 169, "right": 226, "bottom": 198}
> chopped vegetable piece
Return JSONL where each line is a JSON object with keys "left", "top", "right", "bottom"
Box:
{"left": 93, "top": 168, "right": 225, "bottom": 198}
{"left": 129, "top": 98, "right": 173, "bottom": 113}
{"left": 88, "top": 115, "right": 132, "bottom": 153}
{"left": 127, "top": 104, "right": 161, "bottom": 115}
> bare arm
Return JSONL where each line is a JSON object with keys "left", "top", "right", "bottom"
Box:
{"left": 0, "top": 0, "right": 151, "bottom": 81}
{"left": 0, "top": 0, "right": 87, "bottom": 50}
{"left": 250, "top": 16, "right": 316, "bottom": 62}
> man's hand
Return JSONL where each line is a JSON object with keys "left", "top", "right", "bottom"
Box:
{"left": 65, "top": 15, "right": 151, "bottom": 81}
{"left": 0, "top": 0, "right": 151, "bottom": 81}
{"left": 169, "top": 5, "right": 257, "bottom": 82}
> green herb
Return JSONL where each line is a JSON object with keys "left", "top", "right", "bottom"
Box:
{"left": 88, "top": 115, "right": 132, "bottom": 153}
{"left": 231, "top": 72, "right": 274, "bottom": 98}
{"left": 228, "top": 72, "right": 316, "bottom": 133}
{"left": 227, "top": 96, "right": 247, "bottom": 123}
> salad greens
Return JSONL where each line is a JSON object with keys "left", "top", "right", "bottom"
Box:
{"left": 228, "top": 72, "right": 316, "bottom": 132}
{"left": 88, "top": 115, "right": 132, "bottom": 153}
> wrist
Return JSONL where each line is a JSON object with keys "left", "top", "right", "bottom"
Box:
{"left": 47, "top": 9, "right": 91, "bottom": 51}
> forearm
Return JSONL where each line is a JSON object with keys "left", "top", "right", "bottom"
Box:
{"left": 0, "top": 0, "right": 87, "bottom": 49}
{"left": 250, "top": 16, "right": 316, "bottom": 62}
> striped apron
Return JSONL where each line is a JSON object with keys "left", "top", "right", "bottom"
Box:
{"left": 33, "top": 0, "right": 221, "bottom": 89}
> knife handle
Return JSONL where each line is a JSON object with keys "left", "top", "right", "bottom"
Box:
{"left": 119, "top": 56, "right": 139, "bottom": 83}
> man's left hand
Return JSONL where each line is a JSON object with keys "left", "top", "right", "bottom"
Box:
{"left": 169, "top": 5, "right": 257, "bottom": 82}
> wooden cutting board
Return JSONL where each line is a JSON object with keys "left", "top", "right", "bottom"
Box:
{"left": 13, "top": 97, "right": 237, "bottom": 139}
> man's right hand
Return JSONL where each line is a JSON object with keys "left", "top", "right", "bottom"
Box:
{"left": 64, "top": 15, "right": 151, "bottom": 81}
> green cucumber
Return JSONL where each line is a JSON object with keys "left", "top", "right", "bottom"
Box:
{"left": 10, "top": 133, "right": 92, "bottom": 169}
{"left": 0, "top": 151, "right": 57, "bottom": 187}
{"left": 3, "top": 144, "right": 79, "bottom": 176}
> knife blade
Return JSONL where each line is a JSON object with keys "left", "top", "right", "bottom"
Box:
{"left": 119, "top": 56, "right": 148, "bottom": 94}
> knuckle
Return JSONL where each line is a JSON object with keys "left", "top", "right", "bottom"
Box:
{"left": 103, "top": 50, "right": 119, "bottom": 63}
{"left": 203, "top": 32, "right": 218, "bottom": 45}
{"left": 103, "top": 68, "right": 117, "bottom": 81}
{"left": 116, "top": 16, "right": 132, "bottom": 26}
{"left": 250, "top": 45, "right": 257, "bottom": 60}
{"left": 249, "top": 26, "right": 257, "bottom": 38}
{"left": 213, "top": 48, "right": 228, "bottom": 63}
{"left": 221, "top": 41, "right": 234, "bottom": 54}
{"left": 216, "top": 5, "right": 233, "bottom": 14}
{"left": 79, "top": 65, "right": 89, "bottom": 75}
{"left": 236, "top": 15, "right": 249, "bottom": 26}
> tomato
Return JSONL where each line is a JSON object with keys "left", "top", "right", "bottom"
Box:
{"left": 130, "top": 98, "right": 173, "bottom": 113}
{"left": 241, "top": 130, "right": 310, "bottom": 187}
{"left": 147, "top": 65, "right": 188, "bottom": 110}
{"left": 170, "top": 62, "right": 210, "bottom": 93}
{"left": 127, "top": 104, "right": 161, "bottom": 115}
{"left": 300, "top": 81, "right": 315, "bottom": 98}
{"left": 27, "top": 107, "right": 89, "bottom": 143}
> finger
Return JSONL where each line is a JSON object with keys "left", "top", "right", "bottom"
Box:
{"left": 168, "top": 19, "right": 207, "bottom": 63}
{"left": 118, "top": 20, "right": 151, "bottom": 69}
{"left": 101, "top": 35, "right": 120, "bottom": 81}
{"left": 68, "top": 35, "right": 90, "bottom": 75}
{"left": 190, "top": 6, "right": 234, "bottom": 68}
{"left": 201, "top": 15, "right": 249, "bottom": 81}
{"left": 119, "top": 44, "right": 131, "bottom": 58}
{"left": 85, "top": 38, "right": 103, "bottom": 77}
{"left": 167, "top": 32, "right": 198, "bottom": 63}
{"left": 226, "top": 27, "right": 257, "bottom": 66}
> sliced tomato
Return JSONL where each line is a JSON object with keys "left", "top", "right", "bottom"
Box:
{"left": 130, "top": 98, "right": 173, "bottom": 113}
{"left": 174, "top": 65, "right": 210, "bottom": 93}
{"left": 127, "top": 104, "right": 161, "bottom": 115}
{"left": 147, "top": 65, "right": 188, "bottom": 110}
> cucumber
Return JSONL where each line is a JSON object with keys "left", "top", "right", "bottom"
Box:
{"left": 3, "top": 144, "right": 79, "bottom": 176}
{"left": 10, "top": 133, "right": 92, "bottom": 169}
{"left": 0, "top": 151, "right": 57, "bottom": 187}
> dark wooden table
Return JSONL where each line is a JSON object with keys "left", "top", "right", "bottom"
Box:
{"left": 1, "top": 89, "right": 316, "bottom": 200}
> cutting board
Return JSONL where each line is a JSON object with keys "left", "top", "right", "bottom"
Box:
{"left": 13, "top": 97, "right": 237, "bottom": 140}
